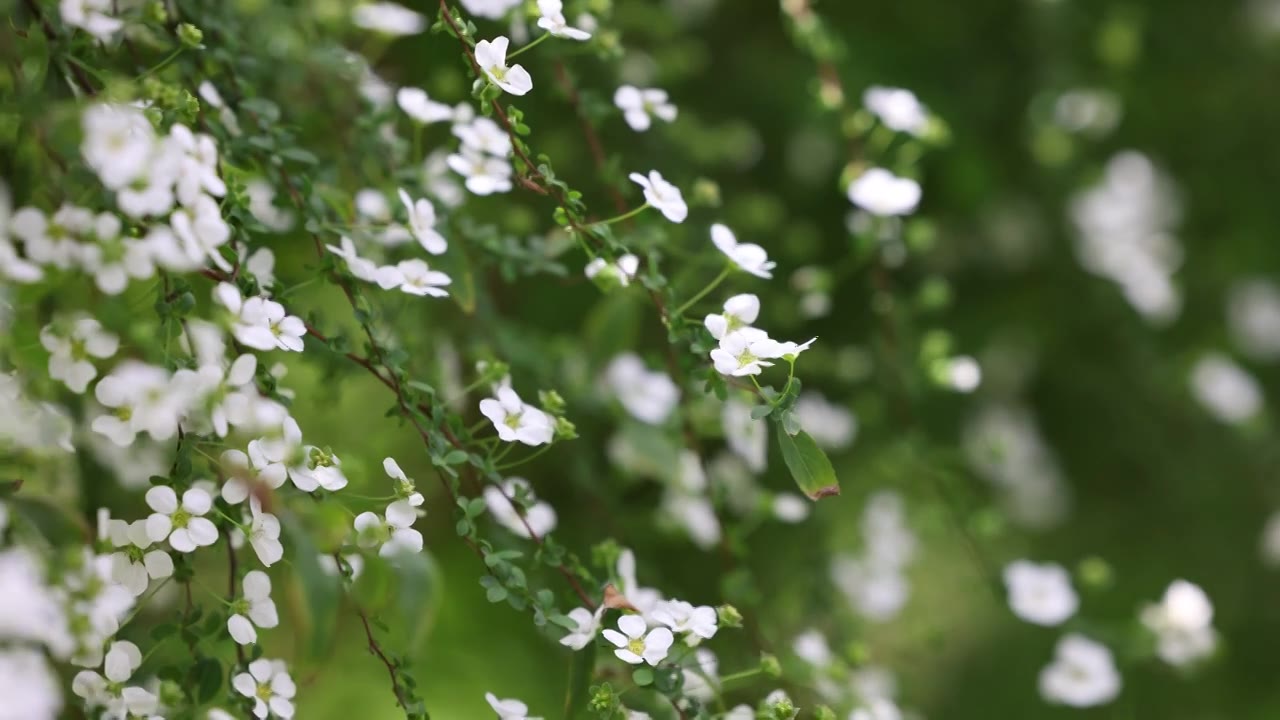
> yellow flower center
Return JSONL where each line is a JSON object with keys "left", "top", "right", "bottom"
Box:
{"left": 627, "top": 638, "right": 646, "bottom": 656}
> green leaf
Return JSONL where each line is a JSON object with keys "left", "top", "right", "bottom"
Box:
{"left": 775, "top": 427, "right": 840, "bottom": 500}
{"left": 279, "top": 147, "right": 318, "bottom": 165}
{"left": 564, "top": 641, "right": 597, "bottom": 719}
{"left": 750, "top": 404, "right": 773, "bottom": 420}
{"left": 631, "top": 667, "right": 654, "bottom": 686}
{"left": 10, "top": 497, "right": 89, "bottom": 542}
{"left": 394, "top": 551, "right": 441, "bottom": 653}
{"left": 582, "top": 292, "right": 640, "bottom": 367}
{"left": 281, "top": 513, "right": 340, "bottom": 658}
{"left": 191, "top": 657, "right": 223, "bottom": 704}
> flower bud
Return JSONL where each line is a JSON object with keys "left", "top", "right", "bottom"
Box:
{"left": 760, "top": 652, "right": 782, "bottom": 678}
{"left": 814, "top": 707, "right": 838, "bottom": 720}
{"left": 1077, "top": 555, "right": 1114, "bottom": 590}
{"left": 554, "top": 416, "right": 577, "bottom": 440}
{"left": 716, "top": 604, "right": 743, "bottom": 628}
{"left": 144, "top": 0, "right": 168, "bottom": 23}
{"left": 178, "top": 22, "right": 204, "bottom": 48}
{"left": 538, "top": 389, "right": 566, "bottom": 415}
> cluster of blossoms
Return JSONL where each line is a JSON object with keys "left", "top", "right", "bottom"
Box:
{"left": 830, "top": 492, "right": 918, "bottom": 622}
{"left": 1003, "top": 560, "right": 1218, "bottom": 707}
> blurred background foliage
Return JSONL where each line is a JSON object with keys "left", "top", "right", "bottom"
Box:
{"left": 11, "top": 0, "right": 1280, "bottom": 717}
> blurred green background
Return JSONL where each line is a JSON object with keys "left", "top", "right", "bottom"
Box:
{"left": 46, "top": 0, "right": 1280, "bottom": 717}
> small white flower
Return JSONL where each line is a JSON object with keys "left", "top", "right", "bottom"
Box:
{"left": 393, "top": 259, "right": 452, "bottom": 298}
{"left": 1140, "top": 579, "right": 1217, "bottom": 667}
{"left": 559, "top": 605, "right": 605, "bottom": 650}
{"left": 793, "top": 392, "right": 857, "bottom": 450}
{"left": 170, "top": 194, "right": 233, "bottom": 272}
{"left": 233, "top": 658, "right": 296, "bottom": 719}
{"left": 228, "top": 570, "right": 280, "bottom": 645}
{"left": 772, "top": 493, "right": 810, "bottom": 523}
{"left": 214, "top": 283, "right": 307, "bottom": 353}
{"left": 77, "top": 211, "right": 156, "bottom": 294}
{"left": 354, "top": 503, "right": 423, "bottom": 558}
{"left": 792, "top": 629, "right": 832, "bottom": 667}
{"left": 454, "top": 117, "right": 511, "bottom": 158}
{"left": 248, "top": 498, "right": 284, "bottom": 567}
{"left": 710, "top": 223, "right": 775, "bottom": 279}
{"left": 603, "top": 353, "right": 679, "bottom": 425}
{"left": 536, "top": 0, "right": 592, "bottom": 40}
{"left": 352, "top": 1, "right": 425, "bottom": 35}
{"left": 73, "top": 640, "right": 157, "bottom": 717}
{"left": 629, "top": 171, "right": 687, "bottom": 223}
{"left": 584, "top": 254, "right": 639, "bottom": 289}
{"left": 1003, "top": 560, "right": 1078, "bottom": 626}
{"left": 145, "top": 486, "right": 219, "bottom": 553}
{"left": 485, "top": 691, "right": 542, "bottom": 720}
{"left": 397, "top": 87, "right": 454, "bottom": 124}
{"left": 447, "top": 148, "right": 515, "bottom": 195}
{"left": 849, "top": 699, "right": 905, "bottom": 720}
{"left": 1038, "top": 634, "right": 1121, "bottom": 708}
{"left": 60, "top": 0, "right": 124, "bottom": 41}
{"left": 107, "top": 519, "right": 174, "bottom": 596}
{"left": 863, "top": 86, "right": 929, "bottom": 136}
{"left": 398, "top": 188, "right": 447, "bottom": 255}
{"left": 475, "top": 37, "right": 533, "bottom": 96}
{"left": 602, "top": 615, "right": 675, "bottom": 665}
{"left": 847, "top": 168, "right": 922, "bottom": 217}
{"left": 80, "top": 103, "right": 156, "bottom": 190}
{"left": 651, "top": 599, "right": 718, "bottom": 641}
{"left": 1190, "top": 353, "right": 1262, "bottom": 425}
{"left": 479, "top": 387, "right": 554, "bottom": 445}
{"left": 614, "top": 86, "right": 677, "bottom": 132}
{"left": 166, "top": 125, "right": 227, "bottom": 207}
{"left": 711, "top": 328, "right": 778, "bottom": 377}
{"left": 246, "top": 181, "right": 294, "bottom": 233}
{"left": 326, "top": 236, "right": 403, "bottom": 289}
{"left": 39, "top": 316, "right": 118, "bottom": 394}
{"left": 0, "top": 648, "right": 63, "bottom": 720}
{"left": 91, "top": 361, "right": 186, "bottom": 445}
{"left": 483, "top": 477, "right": 557, "bottom": 538}
{"left": 704, "top": 294, "right": 760, "bottom": 340}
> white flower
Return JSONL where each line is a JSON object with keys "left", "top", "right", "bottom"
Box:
{"left": 584, "top": 254, "right": 639, "bottom": 289}
{"left": 10, "top": 205, "right": 82, "bottom": 268}
{"left": 483, "top": 477, "right": 557, "bottom": 538}
{"left": 166, "top": 125, "right": 227, "bottom": 207}
{"left": 614, "top": 86, "right": 677, "bottom": 132}
{"left": 106, "top": 519, "right": 174, "bottom": 596}
{"left": 772, "top": 493, "right": 810, "bottom": 523}
{"left": 479, "top": 387, "right": 554, "bottom": 445}
{"left": 711, "top": 328, "right": 779, "bottom": 377}
{"left": 0, "top": 648, "right": 63, "bottom": 720}
{"left": 170, "top": 194, "right": 233, "bottom": 271}
{"left": 559, "top": 605, "right": 605, "bottom": 650}
{"left": 602, "top": 615, "right": 675, "bottom": 665}
{"left": 536, "top": 0, "right": 592, "bottom": 40}
{"left": 1140, "top": 579, "right": 1217, "bottom": 666}
{"left": 629, "top": 170, "right": 687, "bottom": 223}
{"left": 461, "top": 0, "right": 522, "bottom": 19}
{"left": 78, "top": 211, "right": 155, "bottom": 294}
{"left": 246, "top": 181, "right": 294, "bottom": 233}
{"left": 724, "top": 706, "right": 754, "bottom": 720}
{"left": 354, "top": 502, "right": 423, "bottom": 558}
{"left": 39, "top": 316, "right": 118, "bottom": 393}
{"left": 603, "top": 354, "right": 679, "bottom": 425}
{"left": 1003, "top": 560, "right": 1078, "bottom": 626}
{"left": 485, "top": 691, "right": 542, "bottom": 720}
{"left": 792, "top": 629, "right": 832, "bottom": 666}
{"left": 454, "top": 117, "right": 511, "bottom": 158}
{"left": 397, "top": 87, "right": 454, "bottom": 124}
{"left": 233, "top": 658, "right": 296, "bottom": 719}
{"left": 616, "top": 548, "right": 663, "bottom": 618}
{"left": 651, "top": 600, "right": 717, "bottom": 641}
{"left": 863, "top": 86, "right": 929, "bottom": 136}
{"left": 475, "top": 37, "right": 533, "bottom": 96}
{"left": 352, "top": 2, "right": 425, "bottom": 35}
{"left": 91, "top": 361, "right": 186, "bottom": 445}
{"left": 710, "top": 223, "right": 775, "bottom": 279}
{"left": 391, "top": 259, "right": 452, "bottom": 298}
{"left": 704, "top": 294, "right": 760, "bottom": 340}
{"left": 1038, "top": 634, "right": 1121, "bottom": 707}
{"left": 849, "top": 699, "right": 904, "bottom": 720}
{"left": 398, "top": 188, "right": 447, "bottom": 255}
{"left": 221, "top": 444, "right": 288, "bottom": 505}
{"left": 80, "top": 106, "right": 152, "bottom": 188}
{"left": 1190, "top": 353, "right": 1262, "bottom": 424}
{"left": 248, "top": 498, "right": 284, "bottom": 567}
{"left": 326, "top": 236, "right": 403, "bottom": 289}
{"left": 60, "top": 0, "right": 124, "bottom": 42}
{"left": 793, "top": 392, "right": 857, "bottom": 450}
{"left": 447, "top": 148, "right": 515, "bottom": 195}
{"left": 681, "top": 648, "right": 719, "bottom": 701}
{"left": 145, "top": 486, "right": 219, "bottom": 553}
{"left": 228, "top": 570, "right": 280, "bottom": 645}
{"left": 73, "top": 641, "right": 158, "bottom": 719}
{"left": 847, "top": 168, "right": 922, "bottom": 217}
{"left": 214, "top": 283, "right": 307, "bottom": 353}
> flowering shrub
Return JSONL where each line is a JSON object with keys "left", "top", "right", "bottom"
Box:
{"left": 2, "top": 0, "right": 1276, "bottom": 718}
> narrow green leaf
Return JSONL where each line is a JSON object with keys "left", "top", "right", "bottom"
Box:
{"left": 281, "top": 513, "right": 340, "bottom": 658}
{"left": 775, "top": 427, "right": 840, "bottom": 500}
{"left": 564, "top": 641, "right": 597, "bottom": 719}
{"left": 191, "top": 657, "right": 223, "bottom": 704}
{"left": 394, "top": 551, "right": 441, "bottom": 653}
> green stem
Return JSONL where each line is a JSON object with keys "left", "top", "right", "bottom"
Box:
{"left": 506, "top": 32, "right": 550, "bottom": 60}
{"left": 137, "top": 48, "right": 184, "bottom": 80}
{"left": 496, "top": 443, "right": 553, "bottom": 470}
{"left": 672, "top": 266, "right": 733, "bottom": 317}
{"left": 120, "top": 577, "right": 172, "bottom": 629}
{"left": 717, "top": 667, "right": 764, "bottom": 685}
{"left": 594, "top": 203, "right": 650, "bottom": 227}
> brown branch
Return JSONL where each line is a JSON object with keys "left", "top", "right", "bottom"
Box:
{"left": 355, "top": 602, "right": 411, "bottom": 710}
{"left": 227, "top": 537, "right": 246, "bottom": 665}
{"left": 23, "top": 0, "right": 97, "bottom": 96}
{"left": 552, "top": 60, "right": 627, "bottom": 215}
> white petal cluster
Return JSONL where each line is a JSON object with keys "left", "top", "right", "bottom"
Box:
{"left": 831, "top": 492, "right": 917, "bottom": 622}
{"left": 476, "top": 37, "right": 533, "bottom": 96}
{"left": 228, "top": 570, "right": 280, "bottom": 645}
{"left": 1038, "top": 634, "right": 1121, "bottom": 707}
{"left": 585, "top": 253, "right": 640, "bottom": 289}
{"left": 461, "top": 0, "right": 522, "bottom": 19}
{"left": 1003, "top": 560, "right": 1078, "bottom": 626}
{"left": 449, "top": 116, "right": 516, "bottom": 196}
{"left": 615, "top": 86, "right": 677, "bottom": 132}
{"left": 602, "top": 615, "right": 675, "bottom": 665}
{"left": 214, "top": 282, "right": 307, "bottom": 352}
{"left": 862, "top": 86, "right": 930, "bottom": 137}
{"left": 483, "top": 477, "right": 557, "bottom": 538}
{"left": 537, "top": 0, "right": 592, "bottom": 40}
{"left": 39, "top": 316, "right": 118, "bottom": 393}
{"left": 847, "top": 168, "right": 922, "bottom": 217}
{"left": 352, "top": 2, "right": 426, "bottom": 35}
{"left": 233, "top": 658, "right": 297, "bottom": 718}
{"left": 480, "top": 386, "right": 555, "bottom": 446}
{"left": 963, "top": 403, "right": 1070, "bottom": 529}
{"left": 1140, "top": 579, "right": 1217, "bottom": 667}
{"left": 604, "top": 353, "right": 679, "bottom": 425}
{"left": 629, "top": 171, "right": 687, "bottom": 223}
{"left": 59, "top": 0, "right": 123, "bottom": 42}
{"left": 1189, "top": 352, "right": 1262, "bottom": 425}
{"left": 485, "top": 691, "right": 541, "bottom": 719}
{"left": 792, "top": 392, "right": 857, "bottom": 450}
{"left": 1070, "top": 151, "right": 1183, "bottom": 324}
